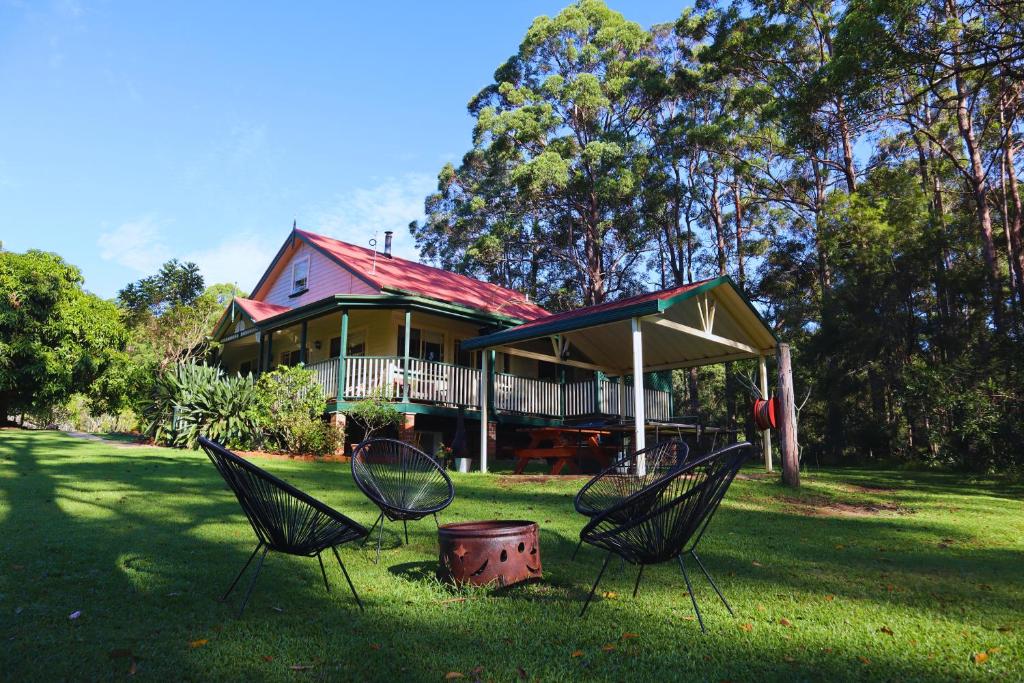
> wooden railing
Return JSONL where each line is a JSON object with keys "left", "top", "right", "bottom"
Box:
{"left": 307, "top": 358, "right": 339, "bottom": 400}
{"left": 494, "top": 373, "right": 562, "bottom": 417}
{"left": 306, "top": 355, "right": 672, "bottom": 420}
{"left": 597, "top": 379, "right": 672, "bottom": 421}
{"left": 343, "top": 356, "right": 400, "bottom": 399}
{"left": 406, "top": 358, "right": 480, "bottom": 408}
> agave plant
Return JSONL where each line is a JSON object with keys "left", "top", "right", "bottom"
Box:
{"left": 144, "top": 362, "right": 261, "bottom": 449}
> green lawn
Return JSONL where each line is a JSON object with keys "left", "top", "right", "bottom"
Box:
{"left": 1, "top": 431, "right": 1021, "bottom": 681}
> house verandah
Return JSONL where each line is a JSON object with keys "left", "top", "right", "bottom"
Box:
{"left": 213, "top": 291, "right": 676, "bottom": 457}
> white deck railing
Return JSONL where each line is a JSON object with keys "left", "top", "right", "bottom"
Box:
{"left": 406, "top": 358, "right": 480, "bottom": 408}
{"left": 307, "top": 358, "right": 339, "bottom": 399}
{"left": 494, "top": 373, "right": 562, "bottom": 416}
{"left": 305, "top": 355, "right": 672, "bottom": 420}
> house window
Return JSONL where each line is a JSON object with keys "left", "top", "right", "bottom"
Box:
{"left": 280, "top": 349, "right": 303, "bottom": 366}
{"left": 330, "top": 332, "right": 366, "bottom": 358}
{"left": 290, "top": 257, "right": 309, "bottom": 295}
{"left": 397, "top": 326, "right": 444, "bottom": 362}
{"left": 454, "top": 340, "right": 475, "bottom": 368}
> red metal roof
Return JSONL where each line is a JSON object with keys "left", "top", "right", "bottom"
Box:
{"left": 507, "top": 279, "right": 715, "bottom": 332}
{"left": 233, "top": 296, "right": 291, "bottom": 322}
{"left": 296, "top": 229, "right": 549, "bottom": 321}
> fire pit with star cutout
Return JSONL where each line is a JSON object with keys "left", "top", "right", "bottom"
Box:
{"left": 437, "top": 520, "right": 542, "bottom": 587}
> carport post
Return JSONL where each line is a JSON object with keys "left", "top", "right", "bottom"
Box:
{"left": 631, "top": 317, "right": 646, "bottom": 475}
{"left": 479, "top": 349, "right": 489, "bottom": 473}
{"left": 759, "top": 355, "right": 773, "bottom": 473}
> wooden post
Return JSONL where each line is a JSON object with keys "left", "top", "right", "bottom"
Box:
{"left": 266, "top": 330, "right": 274, "bottom": 371}
{"left": 618, "top": 376, "right": 626, "bottom": 423}
{"left": 402, "top": 309, "right": 412, "bottom": 402}
{"left": 479, "top": 349, "right": 489, "bottom": 473}
{"left": 336, "top": 309, "right": 349, "bottom": 404}
{"left": 299, "top": 320, "right": 308, "bottom": 365}
{"left": 593, "top": 370, "right": 605, "bottom": 415}
{"left": 559, "top": 366, "right": 566, "bottom": 419}
{"left": 631, "top": 317, "right": 646, "bottom": 475}
{"left": 257, "top": 332, "right": 265, "bottom": 374}
{"left": 776, "top": 343, "right": 799, "bottom": 487}
{"left": 758, "top": 355, "right": 773, "bottom": 473}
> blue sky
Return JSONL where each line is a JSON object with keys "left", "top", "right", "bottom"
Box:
{"left": 0, "top": 1, "right": 688, "bottom": 299}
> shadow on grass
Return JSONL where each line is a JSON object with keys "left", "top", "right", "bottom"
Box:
{"left": 0, "top": 431, "right": 1021, "bottom": 680}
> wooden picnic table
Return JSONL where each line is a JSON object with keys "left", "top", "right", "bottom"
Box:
{"left": 513, "top": 427, "right": 612, "bottom": 475}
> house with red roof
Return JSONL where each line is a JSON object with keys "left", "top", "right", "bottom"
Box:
{"left": 212, "top": 227, "right": 671, "bottom": 456}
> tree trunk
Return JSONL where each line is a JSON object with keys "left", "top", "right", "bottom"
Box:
{"left": 1003, "top": 115, "right": 1024, "bottom": 309}
{"left": 837, "top": 100, "right": 857, "bottom": 194}
{"left": 776, "top": 343, "right": 800, "bottom": 487}
{"left": 948, "top": 0, "right": 1003, "bottom": 330}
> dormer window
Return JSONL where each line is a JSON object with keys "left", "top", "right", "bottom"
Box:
{"left": 290, "top": 256, "right": 309, "bottom": 296}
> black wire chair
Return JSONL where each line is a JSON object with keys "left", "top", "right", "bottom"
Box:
{"left": 199, "top": 437, "right": 368, "bottom": 615}
{"left": 578, "top": 442, "right": 753, "bottom": 631}
{"left": 351, "top": 438, "right": 455, "bottom": 564}
{"left": 571, "top": 439, "right": 689, "bottom": 560}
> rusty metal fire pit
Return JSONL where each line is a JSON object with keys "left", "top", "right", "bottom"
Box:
{"left": 438, "top": 520, "right": 542, "bottom": 587}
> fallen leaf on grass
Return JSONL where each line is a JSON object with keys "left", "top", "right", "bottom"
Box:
{"left": 858, "top": 656, "right": 871, "bottom": 665}
{"left": 602, "top": 591, "right": 618, "bottom": 599}
{"left": 444, "top": 672, "right": 464, "bottom": 680}
{"left": 369, "top": 643, "right": 381, "bottom": 650}
{"left": 517, "top": 666, "right": 527, "bottom": 679}
{"left": 997, "top": 626, "right": 1013, "bottom": 633}
{"left": 189, "top": 639, "right": 208, "bottom": 649}
{"left": 571, "top": 650, "right": 585, "bottom": 658}
{"left": 271, "top": 606, "right": 284, "bottom": 613}
{"left": 779, "top": 618, "right": 792, "bottom": 627}
{"left": 880, "top": 626, "right": 894, "bottom": 636}
{"left": 987, "top": 647, "right": 1002, "bottom": 654}
{"left": 109, "top": 649, "right": 132, "bottom": 659}
{"left": 783, "top": 656, "right": 796, "bottom": 663}
{"left": 739, "top": 623, "right": 753, "bottom": 632}
{"left": 752, "top": 561, "right": 763, "bottom": 567}
{"left": 601, "top": 643, "right": 616, "bottom": 652}
{"left": 128, "top": 659, "right": 137, "bottom": 676}
{"left": 978, "top": 584, "right": 992, "bottom": 591}
{"left": 756, "top": 603, "right": 766, "bottom": 612}
{"left": 835, "top": 544, "right": 844, "bottom": 550}
{"left": 290, "top": 664, "right": 313, "bottom": 671}
{"left": 824, "top": 595, "right": 835, "bottom": 602}
{"left": 261, "top": 655, "right": 273, "bottom": 662}
{"left": 68, "top": 610, "right": 81, "bottom": 620}
{"left": 971, "top": 652, "right": 988, "bottom": 665}
{"left": 621, "top": 632, "right": 639, "bottom": 640}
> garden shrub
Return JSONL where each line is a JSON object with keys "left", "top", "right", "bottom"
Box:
{"left": 344, "top": 387, "right": 401, "bottom": 441}
{"left": 254, "top": 365, "right": 341, "bottom": 455}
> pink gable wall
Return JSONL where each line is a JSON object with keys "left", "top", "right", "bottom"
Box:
{"left": 260, "top": 242, "right": 378, "bottom": 307}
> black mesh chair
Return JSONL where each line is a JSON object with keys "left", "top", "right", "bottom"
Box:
{"left": 351, "top": 438, "right": 455, "bottom": 563}
{"left": 571, "top": 440, "right": 689, "bottom": 559}
{"left": 199, "top": 437, "right": 368, "bottom": 615}
{"left": 578, "top": 442, "right": 753, "bottom": 631}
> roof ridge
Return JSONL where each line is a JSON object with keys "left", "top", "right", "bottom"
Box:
{"left": 294, "top": 227, "right": 538, "bottom": 305}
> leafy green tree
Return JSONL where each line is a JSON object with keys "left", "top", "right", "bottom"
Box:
{"left": 0, "top": 250, "right": 127, "bottom": 421}
{"left": 413, "top": 0, "right": 661, "bottom": 306}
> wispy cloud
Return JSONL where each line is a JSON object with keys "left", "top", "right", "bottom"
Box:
{"left": 183, "top": 236, "right": 277, "bottom": 293}
{"left": 97, "top": 217, "right": 171, "bottom": 274}
{"left": 97, "top": 218, "right": 276, "bottom": 292}
{"left": 307, "top": 173, "right": 435, "bottom": 260}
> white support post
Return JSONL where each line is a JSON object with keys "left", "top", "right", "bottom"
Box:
{"left": 759, "top": 355, "right": 773, "bottom": 473}
{"left": 631, "top": 317, "right": 647, "bottom": 475}
{"left": 479, "top": 349, "right": 489, "bottom": 473}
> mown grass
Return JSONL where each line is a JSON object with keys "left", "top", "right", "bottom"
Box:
{"left": 0, "top": 430, "right": 1021, "bottom": 681}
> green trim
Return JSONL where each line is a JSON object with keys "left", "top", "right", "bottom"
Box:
{"left": 461, "top": 275, "right": 778, "bottom": 350}
{"left": 336, "top": 310, "right": 348, "bottom": 403}
{"left": 402, "top": 309, "right": 411, "bottom": 402}
{"left": 249, "top": 230, "right": 298, "bottom": 300}
{"left": 327, "top": 401, "right": 565, "bottom": 426}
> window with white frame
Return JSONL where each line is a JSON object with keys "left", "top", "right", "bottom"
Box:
{"left": 291, "top": 256, "right": 309, "bottom": 295}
